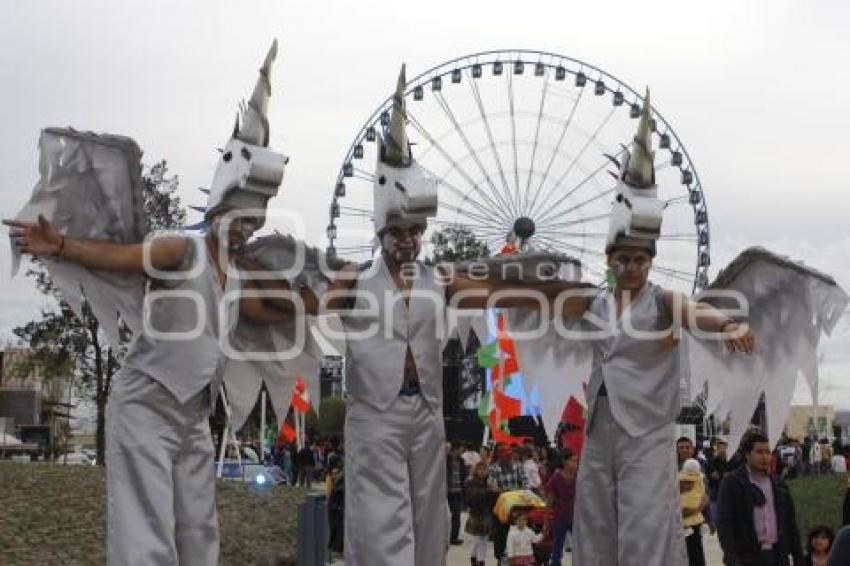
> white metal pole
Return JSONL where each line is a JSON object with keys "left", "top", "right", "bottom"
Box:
{"left": 217, "top": 385, "right": 230, "bottom": 478}
{"left": 260, "top": 389, "right": 266, "bottom": 464}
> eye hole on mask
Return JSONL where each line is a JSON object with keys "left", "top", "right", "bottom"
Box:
{"left": 241, "top": 147, "right": 252, "bottom": 160}
{"left": 378, "top": 175, "right": 387, "bottom": 186}
{"left": 223, "top": 151, "right": 233, "bottom": 162}
{"left": 394, "top": 181, "right": 407, "bottom": 193}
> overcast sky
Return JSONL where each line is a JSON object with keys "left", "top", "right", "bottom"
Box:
{"left": 1, "top": 0, "right": 848, "bottom": 408}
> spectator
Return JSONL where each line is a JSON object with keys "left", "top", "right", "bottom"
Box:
{"left": 828, "top": 526, "right": 850, "bottom": 566}
{"left": 506, "top": 511, "right": 542, "bottom": 566}
{"left": 275, "top": 443, "right": 294, "bottom": 485}
{"left": 680, "top": 458, "right": 708, "bottom": 566}
{"left": 820, "top": 441, "right": 833, "bottom": 475}
{"left": 523, "top": 449, "right": 542, "bottom": 493}
{"left": 678, "top": 436, "right": 695, "bottom": 470}
{"left": 465, "top": 461, "right": 492, "bottom": 566}
{"left": 832, "top": 451, "right": 847, "bottom": 474}
{"left": 545, "top": 449, "right": 577, "bottom": 566}
{"left": 296, "top": 444, "right": 315, "bottom": 488}
{"left": 717, "top": 431, "right": 804, "bottom": 566}
{"left": 462, "top": 442, "right": 482, "bottom": 472}
{"left": 811, "top": 440, "right": 822, "bottom": 475}
{"left": 842, "top": 474, "right": 850, "bottom": 527}
{"left": 480, "top": 445, "right": 493, "bottom": 467}
{"left": 707, "top": 439, "right": 731, "bottom": 535}
{"left": 804, "top": 525, "right": 834, "bottom": 566}
{"left": 488, "top": 444, "right": 529, "bottom": 563}
{"left": 446, "top": 441, "right": 468, "bottom": 545}
{"left": 802, "top": 437, "right": 813, "bottom": 476}
{"left": 325, "top": 453, "right": 345, "bottom": 558}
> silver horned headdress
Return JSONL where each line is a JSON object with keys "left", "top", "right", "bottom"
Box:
{"left": 605, "top": 88, "right": 666, "bottom": 256}
{"left": 205, "top": 39, "right": 288, "bottom": 229}
{"left": 373, "top": 64, "right": 438, "bottom": 237}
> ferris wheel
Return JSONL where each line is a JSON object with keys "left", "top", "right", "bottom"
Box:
{"left": 327, "top": 50, "right": 710, "bottom": 293}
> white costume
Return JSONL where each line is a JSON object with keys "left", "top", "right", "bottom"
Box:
{"left": 339, "top": 65, "right": 448, "bottom": 566}
{"left": 499, "top": 90, "right": 848, "bottom": 566}
{"left": 10, "top": 41, "right": 290, "bottom": 566}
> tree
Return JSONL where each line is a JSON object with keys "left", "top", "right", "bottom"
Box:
{"left": 316, "top": 396, "right": 346, "bottom": 439}
{"left": 429, "top": 226, "right": 490, "bottom": 263}
{"left": 12, "top": 160, "right": 186, "bottom": 465}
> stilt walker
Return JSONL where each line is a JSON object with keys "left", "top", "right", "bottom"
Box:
{"left": 5, "top": 40, "right": 306, "bottom": 566}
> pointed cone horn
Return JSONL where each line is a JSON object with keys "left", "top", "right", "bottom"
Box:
{"left": 625, "top": 87, "right": 655, "bottom": 188}
{"left": 384, "top": 64, "right": 410, "bottom": 166}
{"left": 236, "top": 39, "right": 278, "bottom": 147}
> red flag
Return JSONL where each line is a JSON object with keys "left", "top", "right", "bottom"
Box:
{"left": 278, "top": 421, "right": 296, "bottom": 444}
{"left": 495, "top": 314, "right": 519, "bottom": 376}
{"left": 291, "top": 376, "right": 310, "bottom": 414}
{"left": 488, "top": 407, "right": 525, "bottom": 446}
{"left": 493, "top": 389, "right": 522, "bottom": 420}
{"left": 559, "top": 396, "right": 586, "bottom": 457}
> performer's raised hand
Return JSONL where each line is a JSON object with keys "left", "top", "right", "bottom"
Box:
{"left": 3, "top": 214, "right": 63, "bottom": 257}
{"left": 723, "top": 321, "right": 755, "bottom": 354}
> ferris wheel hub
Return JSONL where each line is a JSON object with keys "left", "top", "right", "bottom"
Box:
{"left": 513, "top": 216, "right": 536, "bottom": 240}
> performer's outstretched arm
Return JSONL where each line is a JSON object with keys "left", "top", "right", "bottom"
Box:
{"left": 5, "top": 214, "right": 186, "bottom": 272}
{"left": 663, "top": 290, "right": 755, "bottom": 353}
{"left": 234, "top": 255, "right": 320, "bottom": 321}
{"left": 446, "top": 273, "right": 591, "bottom": 318}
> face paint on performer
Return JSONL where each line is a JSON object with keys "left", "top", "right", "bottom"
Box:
{"left": 381, "top": 224, "right": 424, "bottom": 266}
{"left": 606, "top": 247, "right": 652, "bottom": 292}
{"left": 210, "top": 212, "right": 260, "bottom": 252}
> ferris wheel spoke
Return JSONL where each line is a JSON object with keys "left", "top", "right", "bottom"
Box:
{"left": 408, "top": 111, "right": 515, "bottom": 226}
{"left": 659, "top": 233, "right": 698, "bottom": 242}
{"left": 416, "top": 161, "right": 513, "bottom": 226}
{"left": 529, "top": 106, "right": 619, "bottom": 221}
{"left": 432, "top": 91, "right": 518, "bottom": 219}
{"left": 468, "top": 71, "right": 519, "bottom": 218}
{"left": 536, "top": 210, "right": 611, "bottom": 232}
{"left": 525, "top": 88, "right": 585, "bottom": 217}
{"left": 522, "top": 72, "right": 550, "bottom": 215}
{"left": 650, "top": 264, "right": 696, "bottom": 284}
{"left": 507, "top": 70, "right": 522, "bottom": 219}
{"left": 537, "top": 187, "right": 614, "bottom": 228}
{"left": 533, "top": 146, "right": 626, "bottom": 227}
{"left": 353, "top": 166, "right": 374, "bottom": 179}
{"left": 437, "top": 197, "right": 513, "bottom": 228}
{"left": 532, "top": 232, "right": 606, "bottom": 258}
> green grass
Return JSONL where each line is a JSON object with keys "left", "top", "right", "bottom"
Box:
{"left": 788, "top": 473, "right": 847, "bottom": 539}
{"left": 0, "top": 462, "right": 308, "bottom": 565}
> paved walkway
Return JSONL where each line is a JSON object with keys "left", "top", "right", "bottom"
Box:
{"left": 443, "top": 513, "right": 724, "bottom": 565}
{"left": 331, "top": 512, "right": 725, "bottom": 564}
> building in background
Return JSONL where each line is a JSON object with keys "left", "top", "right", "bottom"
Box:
{"left": 784, "top": 404, "right": 836, "bottom": 441}
{"left": 0, "top": 347, "right": 74, "bottom": 456}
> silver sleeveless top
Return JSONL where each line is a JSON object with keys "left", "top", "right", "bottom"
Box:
{"left": 341, "top": 256, "right": 446, "bottom": 412}
{"left": 123, "top": 237, "right": 239, "bottom": 404}
{"left": 585, "top": 282, "right": 682, "bottom": 437}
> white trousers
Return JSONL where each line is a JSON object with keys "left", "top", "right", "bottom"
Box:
{"left": 106, "top": 368, "right": 219, "bottom": 566}
{"left": 344, "top": 393, "right": 449, "bottom": 566}
{"left": 573, "top": 396, "right": 687, "bottom": 566}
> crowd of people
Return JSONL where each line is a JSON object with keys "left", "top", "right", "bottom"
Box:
{"left": 252, "top": 429, "right": 850, "bottom": 566}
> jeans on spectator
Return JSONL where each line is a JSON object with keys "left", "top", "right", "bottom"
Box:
{"left": 494, "top": 516, "right": 510, "bottom": 559}
{"left": 448, "top": 492, "right": 464, "bottom": 541}
{"left": 298, "top": 465, "right": 314, "bottom": 488}
{"left": 550, "top": 520, "right": 572, "bottom": 566}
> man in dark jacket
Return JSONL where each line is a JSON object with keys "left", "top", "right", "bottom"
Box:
{"left": 296, "top": 444, "right": 316, "bottom": 488}
{"left": 446, "top": 441, "right": 468, "bottom": 545}
{"left": 717, "top": 431, "right": 803, "bottom": 566}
